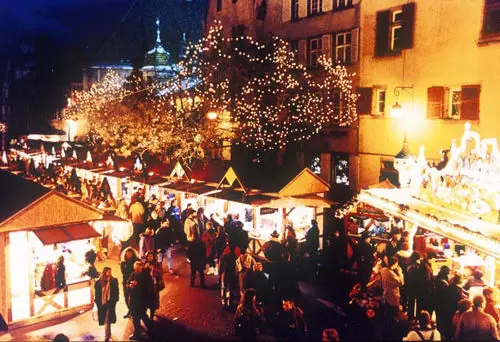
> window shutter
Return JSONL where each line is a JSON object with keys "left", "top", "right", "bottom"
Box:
{"left": 321, "top": 34, "right": 332, "bottom": 63}
{"left": 460, "top": 85, "right": 480, "bottom": 121}
{"left": 351, "top": 27, "right": 359, "bottom": 64}
{"left": 375, "top": 10, "right": 390, "bottom": 57}
{"left": 282, "top": 0, "right": 292, "bottom": 22}
{"left": 322, "top": 0, "right": 332, "bottom": 12}
{"left": 299, "top": 0, "right": 307, "bottom": 18}
{"left": 427, "top": 86, "right": 445, "bottom": 119}
{"left": 298, "top": 39, "right": 307, "bottom": 65}
{"left": 401, "top": 2, "right": 416, "bottom": 49}
{"left": 332, "top": 33, "right": 338, "bottom": 63}
{"left": 357, "top": 87, "right": 373, "bottom": 115}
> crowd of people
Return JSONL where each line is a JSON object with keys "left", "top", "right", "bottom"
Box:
{"left": 346, "top": 228, "right": 500, "bottom": 341}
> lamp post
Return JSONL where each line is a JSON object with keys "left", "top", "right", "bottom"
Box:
{"left": 391, "top": 85, "right": 415, "bottom": 188}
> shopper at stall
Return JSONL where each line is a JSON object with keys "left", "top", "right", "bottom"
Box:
{"left": 417, "top": 255, "right": 435, "bottom": 314}
{"left": 139, "top": 227, "right": 155, "bottom": 261}
{"left": 144, "top": 251, "right": 163, "bottom": 320}
{"left": 402, "top": 310, "right": 441, "bottom": 341}
{"left": 155, "top": 218, "right": 175, "bottom": 274}
{"left": 357, "top": 231, "right": 375, "bottom": 286}
{"left": 305, "top": 219, "right": 319, "bottom": 257}
{"left": 120, "top": 247, "right": 139, "bottom": 319}
{"left": 249, "top": 262, "right": 270, "bottom": 306}
{"left": 433, "top": 274, "right": 450, "bottom": 340}
{"left": 94, "top": 266, "right": 119, "bottom": 342}
{"left": 263, "top": 230, "right": 283, "bottom": 263}
{"left": 129, "top": 197, "right": 146, "bottom": 246}
{"left": 181, "top": 203, "right": 195, "bottom": 223}
{"left": 483, "top": 287, "right": 500, "bottom": 325}
{"left": 234, "top": 288, "right": 263, "bottom": 341}
{"left": 127, "top": 261, "right": 154, "bottom": 340}
{"left": 202, "top": 221, "right": 218, "bottom": 276}
{"left": 55, "top": 255, "right": 66, "bottom": 289}
{"left": 275, "top": 297, "right": 307, "bottom": 341}
{"left": 220, "top": 242, "right": 239, "bottom": 308}
{"left": 283, "top": 223, "right": 298, "bottom": 255}
{"left": 196, "top": 207, "right": 208, "bottom": 236}
{"left": 404, "top": 252, "right": 421, "bottom": 319}
{"left": 385, "top": 229, "right": 402, "bottom": 258}
{"left": 147, "top": 208, "right": 161, "bottom": 233}
{"left": 455, "top": 295, "right": 499, "bottom": 341}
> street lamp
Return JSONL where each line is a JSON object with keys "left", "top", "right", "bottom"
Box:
{"left": 391, "top": 85, "right": 414, "bottom": 118}
{"left": 206, "top": 111, "right": 218, "bottom": 121}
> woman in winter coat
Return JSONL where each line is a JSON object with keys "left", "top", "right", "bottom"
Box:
{"left": 120, "top": 247, "right": 139, "bottom": 318}
{"left": 202, "top": 221, "right": 218, "bottom": 275}
{"left": 94, "top": 266, "right": 119, "bottom": 342}
{"left": 139, "top": 227, "right": 155, "bottom": 261}
{"left": 144, "top": 251, "right": 163, "bottom": 320}
{"left": 220, "top": 243, "right": 239, "bottom": 308}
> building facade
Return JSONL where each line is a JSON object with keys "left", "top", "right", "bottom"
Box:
{"left": 205, "top": 0, "right": 362, "bottom": 192}
{"left": 357, "top": 0, "right": 500, "bottom": 189}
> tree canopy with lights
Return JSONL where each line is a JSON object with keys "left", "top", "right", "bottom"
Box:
{"left": 64, "top": 24, "right": 358, "bottom": 163}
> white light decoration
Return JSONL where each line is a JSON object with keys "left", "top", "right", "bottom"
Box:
{"left": 1, "top": 150, "right": 7, "bottom": 165}
{"left": 51, "top": 146, "right": 56, "bottom": 156}
{"left": 72, "top": 149, "right": 77, "bottom": 160}
{"left": 61, "top": 148, "right": 66, "bottom": 159}
{"left": 86, "top": 151, "right": 92, "bottom": 163}
{"left": 134, "top": 157, "right": 143, "bottom": 171}
{"left": 106, "top": 154, "right": 114, "bottom": 167}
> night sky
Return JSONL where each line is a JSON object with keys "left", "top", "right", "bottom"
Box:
{"left": 0, "top": 0, "right": 207, "bottom": 135}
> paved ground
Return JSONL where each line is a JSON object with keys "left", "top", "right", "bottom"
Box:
{"left": 0, "top": 245, "right": 345, "bottom": 341}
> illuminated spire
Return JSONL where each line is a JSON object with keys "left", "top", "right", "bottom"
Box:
{"left": 156, "top": 18, "right": 161, "bottom": 44}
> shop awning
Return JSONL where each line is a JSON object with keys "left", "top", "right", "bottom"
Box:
{"left": 33, "top": 223, "right": 101, "bottom": 245}
{"left": 256, "top": 194, "right": 336, "bottom": 209}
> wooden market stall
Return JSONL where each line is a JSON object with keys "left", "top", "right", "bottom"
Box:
{"left": 357, "top": 123, "right": 500, "bottom": 288}
{"left": 0, "top": 171, "right": 104, "bottom": 329}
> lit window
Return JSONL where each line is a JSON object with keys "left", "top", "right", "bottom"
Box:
{"left": 449, "top": 89, "right": 461, "bottom": 119}
{"left": 334, "top": 156, "right": 349, "bottom": 186}
{"left": 310, "top": 155, "right": 321, "bottom": 174}
{"left": 390, "top": 10, "right": 403, "bottom": 50}
{"left": 309, "top": 38, "right": 322, "bottom": 66}
{"left": 335, "top": 32, "right": 352, "bottom": 64}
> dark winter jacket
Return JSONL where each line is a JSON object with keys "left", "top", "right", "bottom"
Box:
{"left": 127, "top": 270, "right": 154, "bottom": 311}
{"left": 94, "top": 278, "right": 119, "bottom": 326}
{"left": 155, "top": 226, "right": 175, "bottom": 251}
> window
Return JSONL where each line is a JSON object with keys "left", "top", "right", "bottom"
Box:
{"left": 390, "top": 10, "right": 403, "bottom": 50}
{"left": 309, "top": 0, "right": 322, "bottom": 16}
{"left": 375, "top": 3, "right": 415, "bottom": 57}
{"left": 332, "top": 154, "right": 349, "bottom": 186}
{"left": 309, "top": 38, "right": 322, "bottom": 66}
{"left": 481, "top": 0, "right": 500, "bottom": 41}
{"left": 449, "top": 89, "right": 461, "bottom": 119}
{"left": 309, "top": 154, "right": 321, "bottom": 174}
{"left": 427, "top": 85, "right": 480, "bottom": 120}
{"left": 375, "top": 89, "right": 386, "bottom": 115}
{"left": 217, "top": 0, "right": 222, "bottom": 11}
{"left": 291, "top": 0, "right": 299, "bottom": 20}
{"left": 334, "top": 0, "right": 352, "bottom": 9}
{"left": 335, "top": 32, "right": 351, "bottom": 64}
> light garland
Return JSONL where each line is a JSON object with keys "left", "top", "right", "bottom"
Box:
{"left": 0, "top": 122, "right": 6, "bottom": 134}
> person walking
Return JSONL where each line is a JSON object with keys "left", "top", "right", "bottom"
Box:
{"left": 144, "top": 251, "right": 163, "bottom": 320}
{"left": 139, "top": 227, "right": 155, "bottom": 262}
{"left": 127, "top": 261, "right": 154, "bottom": 340}
{"left": 155, "top": 218, "right": 175, "bottom": 274}
{"left": 166, "top": 199, "right": 181, "bottom": 242}
{"left": 94, "top": 267, "right": 119, "bottom": 342}
{"left": 185, "top": 211, "right": 206, "bottom": 287}
{"left": 129, "top": 198, "right": 145, "bottom": 247}
{"left": 220, "top": 243, "right": 239, "bottom": 308}
{"left": 455, "top": 294, "right": 499, "bottom": 340}
{"left": 120, "top": 247, "right": 139, "bottom": 319}
{"left": 202, "top": 221, "right": 218, "bottom": 276}
{"left": 275, "top": 297, "right": 307, "bottom": 341}
{"left": 234, "top": 288, "right": 263, "bottom": 341}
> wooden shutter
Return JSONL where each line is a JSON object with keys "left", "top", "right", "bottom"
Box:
{"left": 351, "top": 27, "right": 359, "bottom": 64}
{"left": 299, "top": 0, "right": 307, "bottom": 18}
{"left": 401, "top": 2, "right": 416, "bottom": 49}
{"left": 460, "top": 85, "right": 480, "bottom": 121}
{"left": 321, "top": 34, "right": 332, "bottom": 63}
{"left": 322, "top": 0, "right": 332, "bottom": 12}
{"left": 375, "top": 10, "right": 390, "bottom": 57}
{"left": 298, "top": 39, "right": 307, "bottom": 65}
{"left": 282, "top": 0, "right": 292, "bottom": 22}
{"left": 357, "top": 87, "right": 373, "bottom": 115}
{"left": 427, "top": 86, "right": 445, "bottom": 119}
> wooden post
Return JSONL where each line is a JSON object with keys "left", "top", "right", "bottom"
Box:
{"left": 0, "top": 233, "right": 8, "bottom": 324}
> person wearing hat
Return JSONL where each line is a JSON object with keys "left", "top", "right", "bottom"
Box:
{"left": 263, "top": 230, "right": 283, "bottom": 263}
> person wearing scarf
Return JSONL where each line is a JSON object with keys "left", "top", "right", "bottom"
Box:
{"left": 95, "top": 267, "right": 119, "bottom": 342}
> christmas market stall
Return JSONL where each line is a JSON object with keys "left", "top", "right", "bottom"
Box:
{"left": 0, "top": 171, "right": 104, "bottom": 328}
{"left": 357, "top": 123, "right": 500, "bottom": 288}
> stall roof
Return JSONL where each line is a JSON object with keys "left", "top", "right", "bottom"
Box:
{"left": 34, "top": 222, "right": 101, "bottom": 245}
{"left": 0, "top": 170, "right": 51, "bottom": 223}
{"left": 207, "top": 189, "right": 276, "bottom": 206}
{"left": 129, "top": 174, "right": 169, "bottom": 185}
{"left": 161, "top": 181, "right": 218, "bottom": 195}
{"left": 260, "top": 194, "right": 336, "bottom": 208}
{"left": 0, "top": 172, "right": 103, "bottom": 232}
{"left": 101, "top": 170, "right": 131, "bottom": 179}
{"left": 359, "top": 188, "right": 500, "bottom": 260}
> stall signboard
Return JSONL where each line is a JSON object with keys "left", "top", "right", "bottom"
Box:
{"left": 260, "top": 207, "right": 279, "bottom": 215}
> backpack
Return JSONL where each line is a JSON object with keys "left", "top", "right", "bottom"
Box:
{"left": 41, "top": 263, "right": 56, "bottom": 291}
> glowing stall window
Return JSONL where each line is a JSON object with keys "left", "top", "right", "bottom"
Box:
{"left": 227, "top": 202, "right": 254, "bottom": 231}
{"left": 10, "top": 231, "right": 31, "bottom": 321}
{"left": 257, "top": 207, "right": 282, "bottom": 238}
{"left": 287, "top": 207, "right": 315, "bottom": 240}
